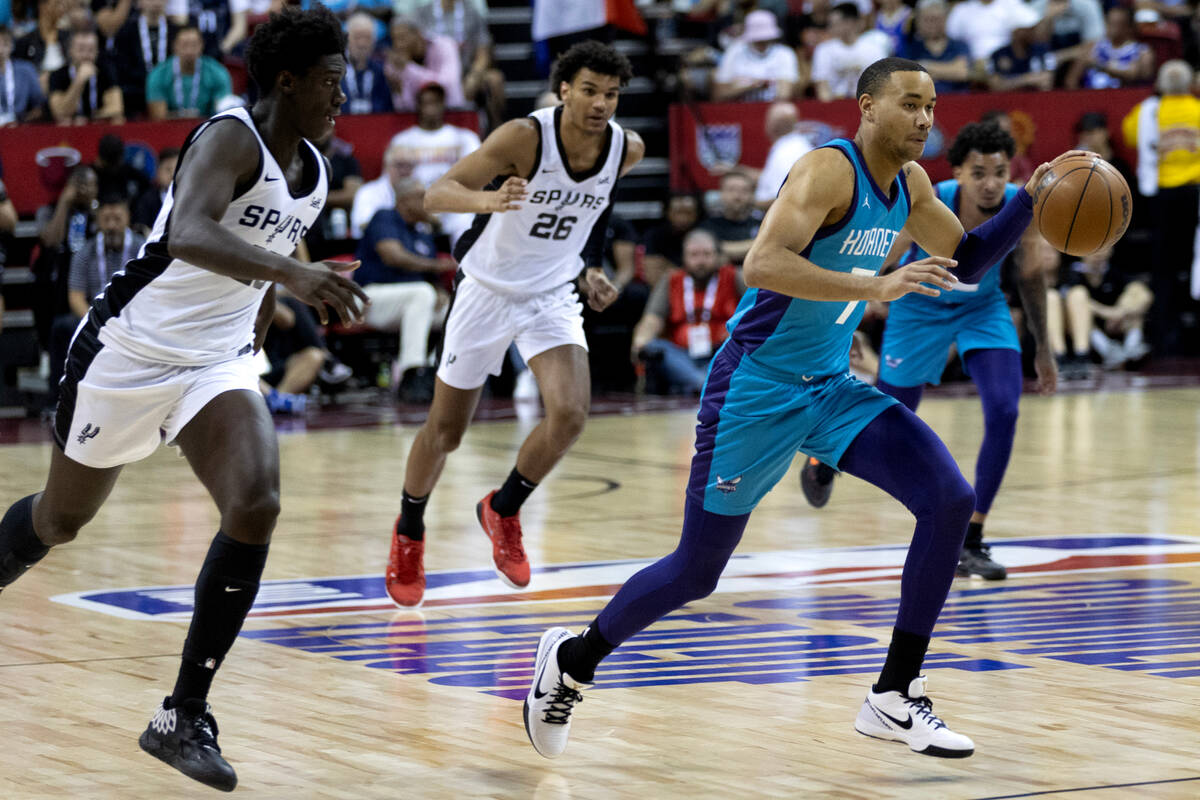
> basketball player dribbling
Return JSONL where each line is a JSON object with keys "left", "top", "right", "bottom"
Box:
{"left": 0, "top": 7, "right": 368, "bottom": 791}
{"left": 385, "top": 41, "right": 645, "bottom": 608}
{"left": 524, "top": 58, "right": 1084, "bottom": 760}
{"left": 801, "top": 121, "right": 1060, "bottom": 580}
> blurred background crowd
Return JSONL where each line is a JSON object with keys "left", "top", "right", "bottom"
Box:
{"left": 1, "top": 0, "right": 1198, "bottom": 416}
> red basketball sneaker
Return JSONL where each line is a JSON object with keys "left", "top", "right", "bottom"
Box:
{"left": 476, "top": 491, "right": 530, "bottom": 588}
{"left": 386, "top": 519, "right": 425, "bottom": 607}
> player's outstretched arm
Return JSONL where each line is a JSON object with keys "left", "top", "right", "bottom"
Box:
{"left": 168, "top": 120, "right": 369, "bottom": 324}
{"left": 425, "top": 118, "right": 538, "bottom": 215}
{"left": 743, "top": 149, "right": 956, "bottom": 303}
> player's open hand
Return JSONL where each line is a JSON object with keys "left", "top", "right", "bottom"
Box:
{"left": 875, "top": 257, "right": 957, "bottom": 301}
{"left": 581, "top": 267, "right": 618, "bottom": 312}
{"left": 488, "top": 176, "right": 528, "bottom": 212}
{"left": 1033, "top": 346, "right": 1059, "bottom": 395}
{"left": 1025, "top": 150, "right": 1094, "bottom": 198}
{"left": 283, "top": 260, "right": 371, "bottom": 326}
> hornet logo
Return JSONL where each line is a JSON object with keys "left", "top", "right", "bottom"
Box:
{"left": 715, "top": 475, "right": 742, "bottom": 494}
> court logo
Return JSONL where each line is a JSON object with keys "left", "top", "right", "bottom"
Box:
{"left": 76, "top": 423, "right": 100, "bottom": 445}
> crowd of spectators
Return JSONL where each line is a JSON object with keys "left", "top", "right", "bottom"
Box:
{"left": 2, "top": 0, "right": 1200, "bottom": 415}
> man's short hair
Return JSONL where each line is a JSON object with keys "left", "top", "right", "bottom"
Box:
{"left": 947, "top": 121, "right": 1016, "bottom": 167}
{"left": 550, "top": 40, "right": 634, "bottom": 99}
{"left": 856, "top": 57, "right": 928, "bottom": 101}
{"left": 245, "top": 5, "right": 346, "bottom": 95}
{"left": 720, "top": 169, "right": 754, "bottom": 188}
{"left": 682, "top": 228, "right": 718, "bottom": 250}
{"left": 832, "top": 2, "right": 860, "bottom": 19}
{"left": 98, "top": 192, "right": 129, "bottom": 208}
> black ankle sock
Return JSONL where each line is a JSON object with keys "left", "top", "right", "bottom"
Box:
{"left": 556, "top": 620, "right": 615, "bottom": 683}
{"left": 963, "top": 521, "right": 984, "bottom": 550}
{"left": 490, "top": 468, "right": 537, "bottom": 517}
{"left": 171, "top": 532, "right": 268, "bottom": 705}
{"left": 873, "top": 628, "right": 931, "bottom": 695}
{"left": 0, "top": 495, "right": 49, "bottom": 587}
{"left": 397, "top": 491, "right": 429, "bottom": 541}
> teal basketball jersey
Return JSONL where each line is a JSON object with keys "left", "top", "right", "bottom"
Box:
{"left": 894, "top": 180, "right": 1020, "bottom": 310}
{"left": 726, "top": 139, "right": 912, "bottom": 380}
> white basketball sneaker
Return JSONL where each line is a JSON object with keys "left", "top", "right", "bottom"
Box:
{"left": 523, "top": 627, "right": 590, "bottom": 758}
{"left": 854, "top": 675, "right": 975, "bottom": 758}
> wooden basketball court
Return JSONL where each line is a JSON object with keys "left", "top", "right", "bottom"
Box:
{"left": 1, "top": 385, "right": 1198, "bottom": 798}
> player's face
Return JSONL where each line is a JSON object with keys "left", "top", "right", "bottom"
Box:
{"left": 869, "top": 71, "right": 936, "bottom": 162}
{"left": 953, "top": 150, "right": 1010, "bottom": 212}
{"left": 287, "top": 54, "right": 347, "bottom": 140}
{"left": 560, "top": 68, "right": 621, "bottom": 134}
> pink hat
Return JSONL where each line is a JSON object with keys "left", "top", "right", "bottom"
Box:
{"left": 743, "top": 10, "right": 783, "bottom": 43}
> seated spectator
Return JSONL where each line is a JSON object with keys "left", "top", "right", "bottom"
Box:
{"left": 304, "top": 130, "right": 362, "bottom": 258}
{"left": 112, "top": 0, "right": 177, "bottom": 116}
{"left": 1074, "top": 110, "right": 1134, "bottom": 187}
{"left": 341, "top": 12, "right": 392, "bottom": 115}
{"left": 677, "top": 43, "right": 720, "bottom": 101}
{"left": 1057, "top": 246, "right": 1153, "bottom": 372}
{"left": 48, "top": 28, "right": 123, "bottom": 123}
{"left": 49, "top": 192, "right": 141, "bottom": 403}
{"left": 34, "top": 164, "right": 97, "bottom": 350}
{"left": 701, "top": 169, "right": 761, "bottom": 266}
{"left": 1028, "top": 0, "right": 1103, "bottom": 78}
{"left": 350, "top": 142, "right": 412, "bottom": 238}
{"left": 185, "top": 0, "right": 231, "bottom": 60}
{"left": 899, "top": 0, "right": 971, "bottom": 94}
{"left": 258, "top": 294, "right": 342, "bottom": 415}
{"left": 132, "top": 145, "right": 177, "bottom": 233}
{"left": 93, "top": 133, "right": 149, "bottom": 201}
{"left": 756, "top": 102, "right": 812, "bottom": 211}
{"left": 792, "top": 0, "right": 834, "bottom": 61}
{"left": 145, "top": 24, "right": 230, "bottom": 119}
{"left": 0, "top": 24, "right": 45, "bottom": 122}
{"left": 990, "top": 27, "right": 1056, "bottom": 91}
{"left": 811, "top": 3, "right": 890, "bottom": 101}
{"left": 643, "top": 191, "right": 701, "bottom": 287}
{"left": 632, "top": 229, "right": 745, "bottom": 395}
{"left": 874, "top": 0, "right": 912, "bottom": 53}
{"left": 384, "top": 17, "right": 465, "bottom": 112}
{"left": 353, "top": 177, "right": 450, "bottom": 403}
{"left": 946, "top": 0, "right": 1040, "bottom": 67}
{"left": 13, "top": 0, "right": 70, "bottom": 87}
{"left": 1067, "top": 5, "right": 1153, "bottom": 89}
{"left": 713, "top": 9, "right": 800, "bottom": 102}
{"left": 387, "top": 82, "right": 480, "bottom": 245}
{"left": 395, "top": 0, "right": 504, "bottom": 128}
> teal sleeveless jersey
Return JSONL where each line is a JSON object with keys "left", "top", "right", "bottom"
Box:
{"left": 725, "top": 139, "right": 911, "bottom": 380}
{"left": 894, "top": 180, "right": 1020, "bottom": 310}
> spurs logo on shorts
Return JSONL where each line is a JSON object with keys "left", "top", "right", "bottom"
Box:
{"left": 76, "top": 423, "right": 101, "bottom": 445}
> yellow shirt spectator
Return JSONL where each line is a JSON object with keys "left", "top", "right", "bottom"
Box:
{"left": 1122, "top": 94, "right": 1200, "bottom": 188}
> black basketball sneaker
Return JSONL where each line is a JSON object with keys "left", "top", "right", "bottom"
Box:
{"left": 139, "top": 697, "right": 237, "bottom": 791}
{"left": 800, "top": 456, "right": 837, "bottom": 508}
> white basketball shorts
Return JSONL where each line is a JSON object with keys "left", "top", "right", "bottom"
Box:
{"left": 55, "top": 343, "right": 261, "bottom": 469}
{"left": 437, "top": 274, "right": 587, "bottom": 390}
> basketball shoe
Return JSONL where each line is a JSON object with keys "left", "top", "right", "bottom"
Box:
{"left": 957, "top": 544, "right": 1007, "bottom": 580}
{"left": 854, "top": 676, "right": 975, "bottom": 758}
{"left": 800, "top": 456, "right": 837, "bottom": 508}
{"left": 386, "top": 520, "right": 425, "bottom": 607}
{"left": 524, "top": 627, "right": 589, "bottom": 758}
{"left": 477, "top": 491, "right": 530, "bottom": 588}
{"left": 139, "top": 697, "right": 238, "bottom": 791}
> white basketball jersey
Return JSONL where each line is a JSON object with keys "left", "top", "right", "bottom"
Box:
{"left": 455, "top": 106, "right": 625, "bottom": 296}
{"left": 89, "top": 106, "right": 327, "bottom": 365}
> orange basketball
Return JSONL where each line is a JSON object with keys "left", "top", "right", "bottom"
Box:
{"left": 1032, "top": 154, "right": 1132, "bottom": 257}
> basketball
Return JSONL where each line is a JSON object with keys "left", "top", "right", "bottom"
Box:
{"left": 1032, "top": 154, "right": 1132, "bottom": 257}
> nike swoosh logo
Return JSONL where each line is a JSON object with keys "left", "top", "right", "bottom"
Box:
{"left": 264, "top": 174, "right": 280, "bottom": 182}
{"left": 878, "top": 707, "right": 913, "bottom": 730}
{"left": 223, "top": 586, "right": 243, "bottom": 592}
{"left": 531, "top": 641, "right": 555, "bottom": 699}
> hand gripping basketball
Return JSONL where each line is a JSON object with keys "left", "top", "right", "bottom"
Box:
{"left": 1029, "top": 151, "right": 1132, "bottom": 257}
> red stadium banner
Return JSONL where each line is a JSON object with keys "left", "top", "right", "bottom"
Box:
{"left": 669, "top": 88, "right": 1148, "bottom": 192}
{"left": 0, "top": 111, "right": 479, "bottom": 216}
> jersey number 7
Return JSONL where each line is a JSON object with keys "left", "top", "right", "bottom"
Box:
{"left": 834, "top": 268, "right": 876, "bottom": 325}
